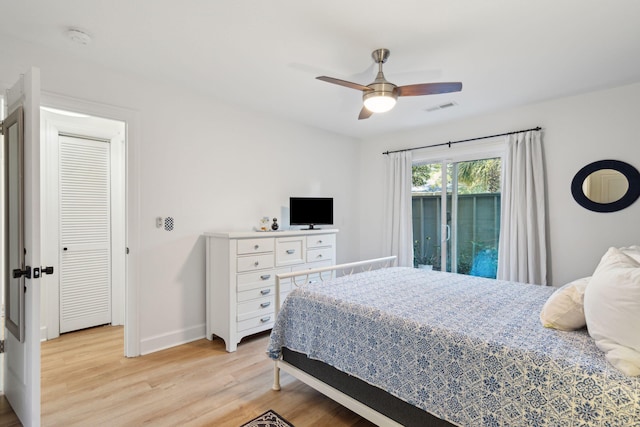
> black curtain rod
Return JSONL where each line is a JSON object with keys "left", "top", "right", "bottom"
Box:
{"left": 382, "top": 126, "right": 542, "bottom": 155}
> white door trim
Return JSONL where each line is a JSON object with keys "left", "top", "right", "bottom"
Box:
{"left": 40, "top": 92, "right": 141, "bottom": 357}
{"left": 41, "top": 117, "right": 122, "bottom": 336}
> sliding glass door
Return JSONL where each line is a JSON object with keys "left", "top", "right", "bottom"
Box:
{"left": 412, "top": 157, "right": 501, "bottom": 278}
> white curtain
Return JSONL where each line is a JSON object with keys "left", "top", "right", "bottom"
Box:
{"left": 384, "top": 151, "right": 414, "bottom": 267}
{"left": 497, "top": 130, "right": 547, "bottom": 285}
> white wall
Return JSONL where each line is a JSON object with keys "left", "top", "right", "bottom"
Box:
{"left": 3, "top": 32, "right": 640, "bottom": 352}
{"left": 0, "top": 35, "right": 361, "bottom": 353}
{"left": 358, "top": 82, "right": 640, "bottom": 286}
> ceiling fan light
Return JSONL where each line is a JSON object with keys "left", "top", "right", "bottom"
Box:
{"left": 363, "top": 93, "right": 397, "bottom": 113}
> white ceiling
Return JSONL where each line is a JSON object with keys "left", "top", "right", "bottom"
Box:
{"left": 2, "top": 0, "right": 640, "bottom": 139}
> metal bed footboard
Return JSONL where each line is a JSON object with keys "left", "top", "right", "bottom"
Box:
{"left": 271, "top": 256, "right": 404, "bottom": 426}
{"left": 273, "top": 255, "right": 397, "bottom": 316}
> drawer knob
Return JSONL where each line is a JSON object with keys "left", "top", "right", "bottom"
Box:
{"left": 318, "top": 240, "right": 323, "bottom": 244}
{"left": 260, "top": 289, "right": 271, "bottom": 295}
{"left": 260, "top": 316, "right": 271, "bottom": 323}
{"left": 260, "top": 301, "right": 271, "bottom": 308}
{"left": 317, "top": 254, "right": 323, "bottom": 258}
{"left": 260, "top": 274, "right": 271, "bottom": 280}
{"left": 286, "top": 249, "right": 295, "bottom": 255}
{"left": 254, "top": 261, "right": 260, "bottom": 267}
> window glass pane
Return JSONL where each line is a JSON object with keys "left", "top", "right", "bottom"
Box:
{"left": 455, "top": 158, "right": 501, "bottom": 278}
{"left": 412, "top": 163, "right": 442, "bottom": 270}
{"left": 412, "top": 158, "right": 501, "bottom": 278}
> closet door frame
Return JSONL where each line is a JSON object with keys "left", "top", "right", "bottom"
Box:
{"left": 41, "top": 92, "right": 141, "bottom": 357}
{"left": 41, "top": 109, "right": 125, "bottom": 340}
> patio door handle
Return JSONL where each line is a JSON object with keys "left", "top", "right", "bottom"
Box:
{"left": 445, "top": 224, "right": 451, "bottom": 241}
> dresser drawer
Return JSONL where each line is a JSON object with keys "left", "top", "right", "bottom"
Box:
{"left": 309, "top": 261, "right": 334, "bottom": 284}
{"left": 237, "top": 270, "right": 275, "bottom": 292}
{"left": 275, "top": 278, "right": 293, "bottom": 293}
{"left": 237, "top": 296, "right": 275, "bottom": 322}
{"left": 290, "top": 260, "right": 334, "bottom": 286}
{"left": 237, "top": 314, "right": 274, "bottom": 332}
{"left": 275, "top": 267, "right": 293, "bottom": 293}
{"left": 237, "top": 253, "right": 274, "bottom": 273}
{"left": 238, "top": 285, "right": 275, "bottom": 302}
{"left": 307, "top": 234, "right": 335, "bottom": 249}
{"left": 307, "top": 247, "right": 333, "bottom": 263}
{"left": 276, "top": 237, "right": 305, "bottom": 266}
{"left": 237, "top": 238, "right": 274, "bottom": 255}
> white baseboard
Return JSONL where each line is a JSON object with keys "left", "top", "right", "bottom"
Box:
{"left": 40, "top": 326, "right": 48, "bottom": 342}
{"left": 139, "top": 324, "right": 205, "bottom": 355}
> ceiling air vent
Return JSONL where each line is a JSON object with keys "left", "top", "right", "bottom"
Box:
{"left": 425, "top": 101, "right": 458, "bottom": 112}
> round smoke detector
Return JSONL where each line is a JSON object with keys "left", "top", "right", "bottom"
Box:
{"left": 66, "top": 28, "right": 92, "bottom": 45}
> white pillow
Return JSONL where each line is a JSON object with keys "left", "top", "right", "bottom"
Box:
{"left": 620, "top": 245, "right": 640, "bottom": 263}
{"left": 584, "top": 247, "right": 640, "bottom": 376}
{"left": 540, "top": 277, "right": 590, "bottom": 331}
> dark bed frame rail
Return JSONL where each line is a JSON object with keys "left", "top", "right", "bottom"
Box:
{"left": 281, "top": 347, "right": 455, "bottom": 427}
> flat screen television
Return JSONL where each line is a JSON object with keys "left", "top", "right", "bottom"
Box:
{"left": 289, "top": 197, "right": 333, "bottom": 230}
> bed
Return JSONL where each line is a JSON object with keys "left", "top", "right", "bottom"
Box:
{"left": 267, "top": 258, "right": 640, "bottom": 427}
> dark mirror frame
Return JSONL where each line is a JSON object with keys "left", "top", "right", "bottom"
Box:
{"left": 571, "top": 159, "right": 640, "bottom": 213}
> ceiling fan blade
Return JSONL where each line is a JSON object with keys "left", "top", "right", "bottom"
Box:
{"left": 358, "top": 107, "right": 373, "bottom": 120}
{"left": 397, "top": 82, "right": 462, "bottom": 97}
{"left": 316, "top": 76, "right": 371, "bottom": 92}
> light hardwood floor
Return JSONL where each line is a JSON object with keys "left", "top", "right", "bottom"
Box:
{"left": 0, "top": 395, "right": 21, "bottom": 426}
{"left": 37, "top": 326, "right": 375, "bottom": 427}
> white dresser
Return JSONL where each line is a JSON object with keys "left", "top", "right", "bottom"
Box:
{"left": 205, "top": 229, "right": 338, "bottom": 352}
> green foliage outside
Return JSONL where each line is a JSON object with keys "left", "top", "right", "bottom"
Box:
{"left": 412, "top": 158, "right": 501, "bottom": 195}
{"left": 457, "top": 159, "right": 501, "bottom": 193}
{"left": 412, "top": 163, "right": 438, "bottom": 188}
{"left": 412, "top": 158, "right": 501, "bottom": 278}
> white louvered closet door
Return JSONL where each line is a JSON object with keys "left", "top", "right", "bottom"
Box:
{"left": 59, "top": 135, "right": 111, "bottom": 333}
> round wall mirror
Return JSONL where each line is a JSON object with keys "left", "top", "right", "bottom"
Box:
{"left": 571, "top": 160, "right": 640, "bottom": 212}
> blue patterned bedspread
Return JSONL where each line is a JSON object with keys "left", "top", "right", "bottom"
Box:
{"left": 267, "top": 267, "right": 640, "bottom": 427}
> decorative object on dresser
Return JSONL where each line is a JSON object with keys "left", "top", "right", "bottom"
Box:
{"left": 259, "top": 216, "right": 271, "bottom": 231}
{"left": 205, "top": 229, "right": 338, "bottom": 352}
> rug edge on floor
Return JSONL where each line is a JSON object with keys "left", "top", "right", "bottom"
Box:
{"left": 240, "top": 409, "right": 294, "bottom": 427}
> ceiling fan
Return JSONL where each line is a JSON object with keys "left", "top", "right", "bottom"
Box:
{"left": 316, "top": 48, "right": 462, "bottom": 120}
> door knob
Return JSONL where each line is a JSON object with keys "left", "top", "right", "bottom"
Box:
{"left": 12, "top": 266, "right": 31, "bottom": 279}
{"left": 41, "top": 266, "right": 54, "bottom": 275}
